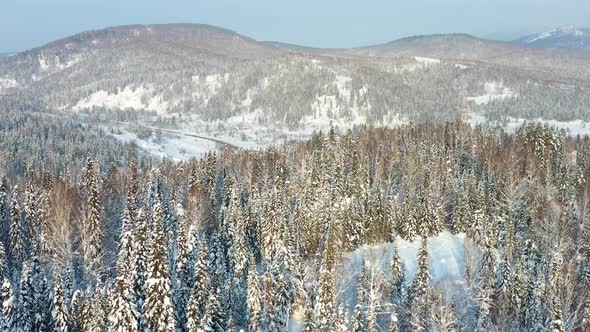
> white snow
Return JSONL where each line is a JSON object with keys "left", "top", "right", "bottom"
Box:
{"left": 344, "top": 231, "right": 466, "bottom": 287}
{"left": 73, "top": 86, "right": 170, "bottom": 113}
{"left": 466, "top": 113, "right": 590, "bottom": 137}
{"left": 467, "top": 82, "right": 516, "bottom": 105}
{"left": 415, "top": 56, "right": 441, "bottom": 66}
{"left": 109, "top": 127, "right": 217, "bottom": 161}
{"left": 55, "top": 54, "right": 82, "bottom": 70}
{"left": 0, "top": 77, "right": 18, "bottom": 90}
{"left": 38, "top": 54, "right": 49, "bottom": 71}
{"left": 527, "top": 25, "right": 587, "bottom": 43}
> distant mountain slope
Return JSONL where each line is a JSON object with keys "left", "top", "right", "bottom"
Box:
{"left": 340, "top": 33, "right": 590, "bottom": 81}
{"left": 514, "top": 25, "right": 590, "bottom": 51}
{"left": 1, "top": 23, "right": 590, "bottom": 140}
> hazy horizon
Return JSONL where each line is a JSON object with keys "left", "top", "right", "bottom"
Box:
{"left": 1, "top": 0, "right": 589, "bottom": 53}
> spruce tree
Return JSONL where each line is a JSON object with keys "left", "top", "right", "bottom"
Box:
{"left": 316, "top": 221, "right": 336, "bottom": 331}
{"left": 52, "top": 274, "right": 69, "bottom": 332}
{"left": 10, "top": 190, "right": 25, "bottom": 265}
{"left": 199, "top": 288, "right": 225, "bottom": 332}
{"left": 108, "top": 277, "right": 138, "bottom": 332}
{"left": 82, "top": 156, "right": 103, "bottom": 276}
{"left": 247, "top": 259, "right": 262, "bottom": 332}
{"left": 1, "top": 278, "right": 14, "bottom": 330}
{"left": 143, "top": 193, "right": 175, "bottom": 332}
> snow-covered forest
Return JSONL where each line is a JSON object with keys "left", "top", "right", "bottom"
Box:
{"left": 0, "top": 115, "right": 589, "bottom": 331}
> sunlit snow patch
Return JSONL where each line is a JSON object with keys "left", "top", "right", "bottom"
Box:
{"left": 467, "top": 82, "right": 515, "bottom": 105}
{"left": 415, "top": 56, "right": 441, "bottom": 66}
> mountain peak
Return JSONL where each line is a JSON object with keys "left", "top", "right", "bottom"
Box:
{"left": 515, "top": 25, "right": 590, "bottom": 50}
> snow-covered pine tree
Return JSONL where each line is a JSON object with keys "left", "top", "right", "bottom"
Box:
{"left": 316, "top": 220, "right": 336, "bottom": 332}
{"left": 0, "top": 242, "right": 7, "bottom": 280}
{"left": 108, "top": 276, "right": 138, "bottom": 332}
{"left": 88, "top": 283, "right": 109, "bottom": 332}
{"left": 52, "top": 273, "right": 69, "bottom": 332}
{"left": 186, "top": 287, "right": 201, "bottom": 331}
{"left": 10, "top": 189, "right": 26, "bottom": 265}
{"left": 194, "top": 239, "right": 209, "bottom": 319}
{"left": 82, "top": 156, "right": 103, "bottom": 277}
{"left": 132, "top": 208, "right": 149, "bottom": 329}
{"left": 0, "top": 176, "right": 8, "bottom": 246}
{"left": 117, "top": 187, "right": 136, "bottom": 280}
{"left": 38, "top": 183, "right": 53, "bottom": 256}
{"left": 302, "top": 303, "right": 317, "bottom": 332}
{"left": 390, "top": 242, "right": 404, "bottom": 306}
{"left": 408, "top": 237, "right": 431, "bottom": 331}
{"left": 247, "top": 258, "right": 262, "bottom": 332}
{"left": 1, "top": 278, "right": 14, "bottom": 330}
{"left": 70, "top": 290, "right": 90, "bottom": 332}
{"left": 143, "top": 192, "right": 175, "bottom": 332}
{"left": 24, "top": 179, "right": 39, "bottom": 252}
{"left": 199, "top": 288, "right": 225, "bottom": 332}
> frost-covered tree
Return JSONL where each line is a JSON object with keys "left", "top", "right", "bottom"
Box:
{"left": 108, "top": 277, "right": 138, "bottom": 332}
{"left": 143, "top": 193, "right": 175, "bottom": 332}
{"left": 52, "top": 273, "right": 69, "bottom": 332}
{"left": 247, "top": 259, "right": 262, "bottom": 332}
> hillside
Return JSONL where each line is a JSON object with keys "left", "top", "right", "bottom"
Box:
{"left": 514, "top": 25, "right": 590, "bottom": 52}
{"left": 1, "top": 24, "right": 590, "bottom": 161}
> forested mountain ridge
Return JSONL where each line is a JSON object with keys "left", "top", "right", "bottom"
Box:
{"left": 514, "top": 25, "right": 590, "bottom": 52}
{"left": 1, "top": 23, "right": 589, "bottom": 142}
{"left": 0, "top": 121, "right": 589, "bottom": 330}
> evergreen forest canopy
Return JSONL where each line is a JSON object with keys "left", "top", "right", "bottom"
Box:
{"left": 0, "top": 115, "right": 589, "bottom": 331}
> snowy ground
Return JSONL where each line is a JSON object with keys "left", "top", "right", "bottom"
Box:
{"left": 467, "top": 82, "right": 516, "bottom": 105}
{"left": 288, "top": 231, "right": 467, "bottom": 331}
{"left": 107, "top": 126, "right": 218, "bottom": 161}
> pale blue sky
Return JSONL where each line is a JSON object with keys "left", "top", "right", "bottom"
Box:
{"left": 1, "top": 0, "right": 588, "bottom": 52}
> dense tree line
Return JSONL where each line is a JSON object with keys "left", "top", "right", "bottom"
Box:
{"left": 0, "top": 119, "right": 589, "bottom": 331}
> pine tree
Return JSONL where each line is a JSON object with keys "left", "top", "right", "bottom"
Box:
{"left": 194, "top": 240, "right": 209, "bottom": 319}
{"left": 1, "top": 278, "right": 14, "bottom": 330}
{"left": 186, "top": 287, "right": 201, "bottom": 331}
{"left": 132, "top": 209, "right": 149, "bottom": 329}
{"left": 82, "top": 156, "right": 103, "bottom": 276}
{"left": 316, "top": 221, "right": 336, "bottom": 331}
{"left": 52, "top": 274, "right": 69, "bottom": 332}
{"left": 390, "top": 242, "right": 404, "bottom": 306}
{"left": 247, "top": 259, "right": 262, "bottom": 332}
{"left": 0, "top": 242, "right": 7, "bottom": 280}
{"left": 108, "top": 277, "right": 138, "bottom": 332}
{"left": 408, "top": 238, "right": 430, "bottom": 332}
{"left": 24, "top": 180, "right": 39, "bottom": 252}
{"left": 117, "top": 190, "right": 136, "bottom": 279}
{"left": 302, "top": 303, "right": 317, "bottom": 332}
{"left": 0, "top": 176, "right": 8, "bottom": 246}
{"left": 70, "top": 290, "right": 90, "bottom": 332}
{"left": 199, "top": 288, "right": 225, "bottom": 332}
{"left": 10, "top": 190, "right": 25, "bottom": 265}
{"left": 143, "top": 192, "right": 175, "bottom": 332}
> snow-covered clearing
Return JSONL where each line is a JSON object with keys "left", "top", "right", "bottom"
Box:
{"left": 344, "top": 231, "right": 466, "bottom": 290}
{"left": 467, "top": 82, "right": 516, "bottom": 105}
{"left": 289, "top": 231, "right": 467, "bottom": 331}
{"left": 109, "top": 127, "right": 217, "bottom": 161}
{"left": 73, "top": 86, "right": 171, "bottom": 113}
{"left": 0, "top": 77, "right": 17, "bottom": 90}
{"left": 415, "top": 56, "right": 441, "bottom": 66}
